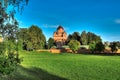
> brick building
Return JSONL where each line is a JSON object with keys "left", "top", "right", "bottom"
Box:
{"left": 53, "top": 26, "right": 67, "bottom": 48}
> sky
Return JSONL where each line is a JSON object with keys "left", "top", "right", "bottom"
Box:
{"left": 15, "top": 0, "right": 120, "bottom": 41}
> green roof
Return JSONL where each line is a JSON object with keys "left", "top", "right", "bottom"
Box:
{"left": 0, "top": 34, "right": 2, "bottom": 37}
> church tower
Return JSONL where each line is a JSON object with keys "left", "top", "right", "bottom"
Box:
{"left": 53, "top": 25, "right": 67, "bottom": 48}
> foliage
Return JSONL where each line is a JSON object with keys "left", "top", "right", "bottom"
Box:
{"left": 89, "top": 41, "right": 105, "bottom": 53}
{"left": 81, "top": 31, "right": 87, "bottom": 45}
{"left": 104, "top": 41, "right": 109, "bottom": 47}
{"left": 18, "top": 28, "right": 30, "bottom": 41}
{"left": 68, "top": 40, "right": 80, "bottom": 53}
{"left": 0, "top": 0, "right": 29, "bottom": 76}
{"left": 28, "top": 25, "right": 46, "bottom": 49}
{"left": 67, "top": 31, "right": 102, "bottom": 45}
{"left": 3, "top": 22, "right": 18, "bottom": 41}
{"left": 109, "top": 42, "right": 118, "bottom": 53}
{"left": 87, "top": 32, "right": 102, "bottom": 44}
{"left": 18, "top": 25, "right": 46, "bottom": 50}
{"left": 95, "top": 42, "right": 105, "bottom": 53}
{"left": 89, "top": 41, "right": 96, "bottom": 53}
{"left": 72, "top": 32, "right": 81, "bottom": 41}
{"left": 48, "top": 37, "right": 54, "bottom": 49}
{"left": 116, "top": 41, "right": 120, "bottom": 48}
{"left": 0, "top": 42, "right": 21, "bottom": 75}
{"left": 67, "top": 32, "right": 80, "bottom": 43}
{"left": 0, "top": 0, "right": 28, "bottom": 22}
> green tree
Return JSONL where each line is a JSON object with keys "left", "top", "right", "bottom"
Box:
{"left": 104, "top": 41, "right": 109, "bottom": 47}
{"left": 18, "top": 28, "right": 30, "bottom": 41}
{"left": 48, "top": 37, "right": 54, "bottom": 49}
{"left": 67, "top": 32, "right": 81, "bottom": 44}
{"left": 3, "top": 22, "right": 18, "bottom": 41}
{"left": 109, "top": 42, "right": 118, "bottom": 53}
{"left": 87, "top": 32, "right": 93, "bottom": 44}
{"left": 95, "top": 42, "right": 105, "bottom": 53}
{"left": 81, "top": 31, "right": 87, "bottom": 45}
{"left": 87, "top": 32, "right": 102, "bottom": 45}
{"left": 0, "top": 0, "right": 29, "bottom": 75}
{"left": 89, "top": 41, "right": 96, "bottom": 53}
{"left": 68, "top": 40, "right": 80, "bottom": 53}
{"left": 28, "top": 25, "right": 46, "bottom": 49}
{"left": 72, "top": 32, "right": 81, "bottom": 41}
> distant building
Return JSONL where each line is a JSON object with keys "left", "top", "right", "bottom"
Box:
{"left": 53, "top": 26, "right": 67, "bottom": 48}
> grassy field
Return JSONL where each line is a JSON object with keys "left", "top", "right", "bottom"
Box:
{"left": 1, "top": 51, "right": 120, "bottom": 80}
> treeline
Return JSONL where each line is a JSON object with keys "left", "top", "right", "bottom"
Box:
{"left": 18, "top": 25, "right": 120, "bottom": 53}
{"left": 48, "top": 31, "right": 102, "bottom": 49}
{"left": 67, "top": 31, "right": 102, "bottom": 45}
{"left": 18, "top": 25, "right": 46, "bottom": 50}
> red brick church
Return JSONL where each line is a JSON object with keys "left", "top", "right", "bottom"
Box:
{"left": 53, "top": 26, "right": 67, "bottom": 48}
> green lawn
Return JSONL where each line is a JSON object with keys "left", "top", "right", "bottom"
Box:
{"left": 1, "top": 51, "right": 120, "bottom": 80}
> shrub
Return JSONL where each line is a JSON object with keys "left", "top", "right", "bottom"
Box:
{"left": 89, "top": 41, "right": 96, "bottom": 53}
{"left": 0, "top": 42, "right": 21, "bottom": 75}
{"left": 95, "top": 42, "right": 105, "bottom": 53}
{"left": 109, "top": 42, "right": 118, "bottom": 53}
{"left": 68, "top": 40, "right": 80, "bottom": 53}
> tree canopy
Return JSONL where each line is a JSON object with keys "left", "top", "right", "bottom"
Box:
{"left": 18, "top": 25, "right": 46, "bottom": 50}
{"left": 67, "top": 31, "right": 102, "bottom": 45}
{"left": 68, "top": 40, "right": 80, "bottom": 53}
{"left": 0, "top": 0, "right": 29, "bottom": 75}
{"left": 48, "top": 37, "right": 54, "bottom": 49}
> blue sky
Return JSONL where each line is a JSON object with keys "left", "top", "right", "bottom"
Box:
{"left": 15, "top": 0, "right": 120, "bottom": 41}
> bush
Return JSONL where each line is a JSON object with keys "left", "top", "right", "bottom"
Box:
{"left": 68, "top": 40, "right": 80, "bottom": 53}
{"left": 89, "top": 41, "right": 96, "bottom": 53}
{"left": 0, "top": 42, "right": 21, "bottom": 75}
{"left": 109, "top": 42, "right": 118, "bottom": 53}
{"left": 95, "top": 42, "right": 105, "bottom": 53}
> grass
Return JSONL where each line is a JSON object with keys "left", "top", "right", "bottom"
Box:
{"left": 1, "top": 51, "right": 120, "bottom": 80}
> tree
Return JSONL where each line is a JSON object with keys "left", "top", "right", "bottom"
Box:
{"left": 81, "top": 31, "right": 87, "bottom": 45}
{"left": 3, "top": 22, "right": 18, "bottom": 41}
{"left": 28, "top": 25, "right": 46, "bottom": 49}
{"left": 18, "top": 28, "right": 30, "bottom": 41}
{"left": 18, "top": 26, "right": 46, "bottom": 50}
{"left": 72, "top": 32, "right": 81, "bottom": 41}
{"left": 87, "top": 32, "right": 93, "bottom": 44}
{"left": 67, "top": 34, "right": 73, "bottom": 42}
{"left": 67, "top": 32, "right": 81, "bottom": 44}
{"left": 89, "top": 41, "right": 96, "bottom": 53}
{"left": 0, "top": 0, "right": 29, "bottom": 75}
{"left": 87, "top": 32, "right": 102, "bottom": 45}
{"left": 116, "top": 41, "right": 120, "bottom": 49}
{"left": 104, "top": 41, "right": 109, "bottom": 47}
{"left": 68, "top": 40, "right": 80, "bottom": 53}
{"left": 109, "top": 42, "right": 118, "bottom": 53}
{"left": 95, "top": 42, "right": 105, "bottom": 53}
{"left": 48, "top": 37, "right": 54, "bottom": 49}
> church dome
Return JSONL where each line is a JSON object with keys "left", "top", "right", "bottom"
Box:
{"left": 57, "top": 25, "right": 64, "bottom": 30}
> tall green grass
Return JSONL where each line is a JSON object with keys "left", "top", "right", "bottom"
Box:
{"left": 1, "top": 51, "right": 120, "bottom": 80}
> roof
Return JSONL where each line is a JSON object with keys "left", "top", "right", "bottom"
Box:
{"left": 0, "top": 34, "right": 2, "bottom": 37}
{"left": 57, "top": 25, "right": 64, "bottom": 30}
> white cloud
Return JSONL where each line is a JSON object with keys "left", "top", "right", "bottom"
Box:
{"left": 43, "top": 24, "right": 69, "bottom": 31}
{"left": 115, "top": 19, "right": 120, "bottom": 24}
{"left": 43, "top": 24, "right": 59, "bottom": 29}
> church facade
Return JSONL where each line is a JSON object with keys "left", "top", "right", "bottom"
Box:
{"left": 53, "top": 26, "right": 67, "bottom": 48}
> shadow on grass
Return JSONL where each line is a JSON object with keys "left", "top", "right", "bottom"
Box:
{"left": 1, "top": 66, "right": 68, "bottom": 80}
